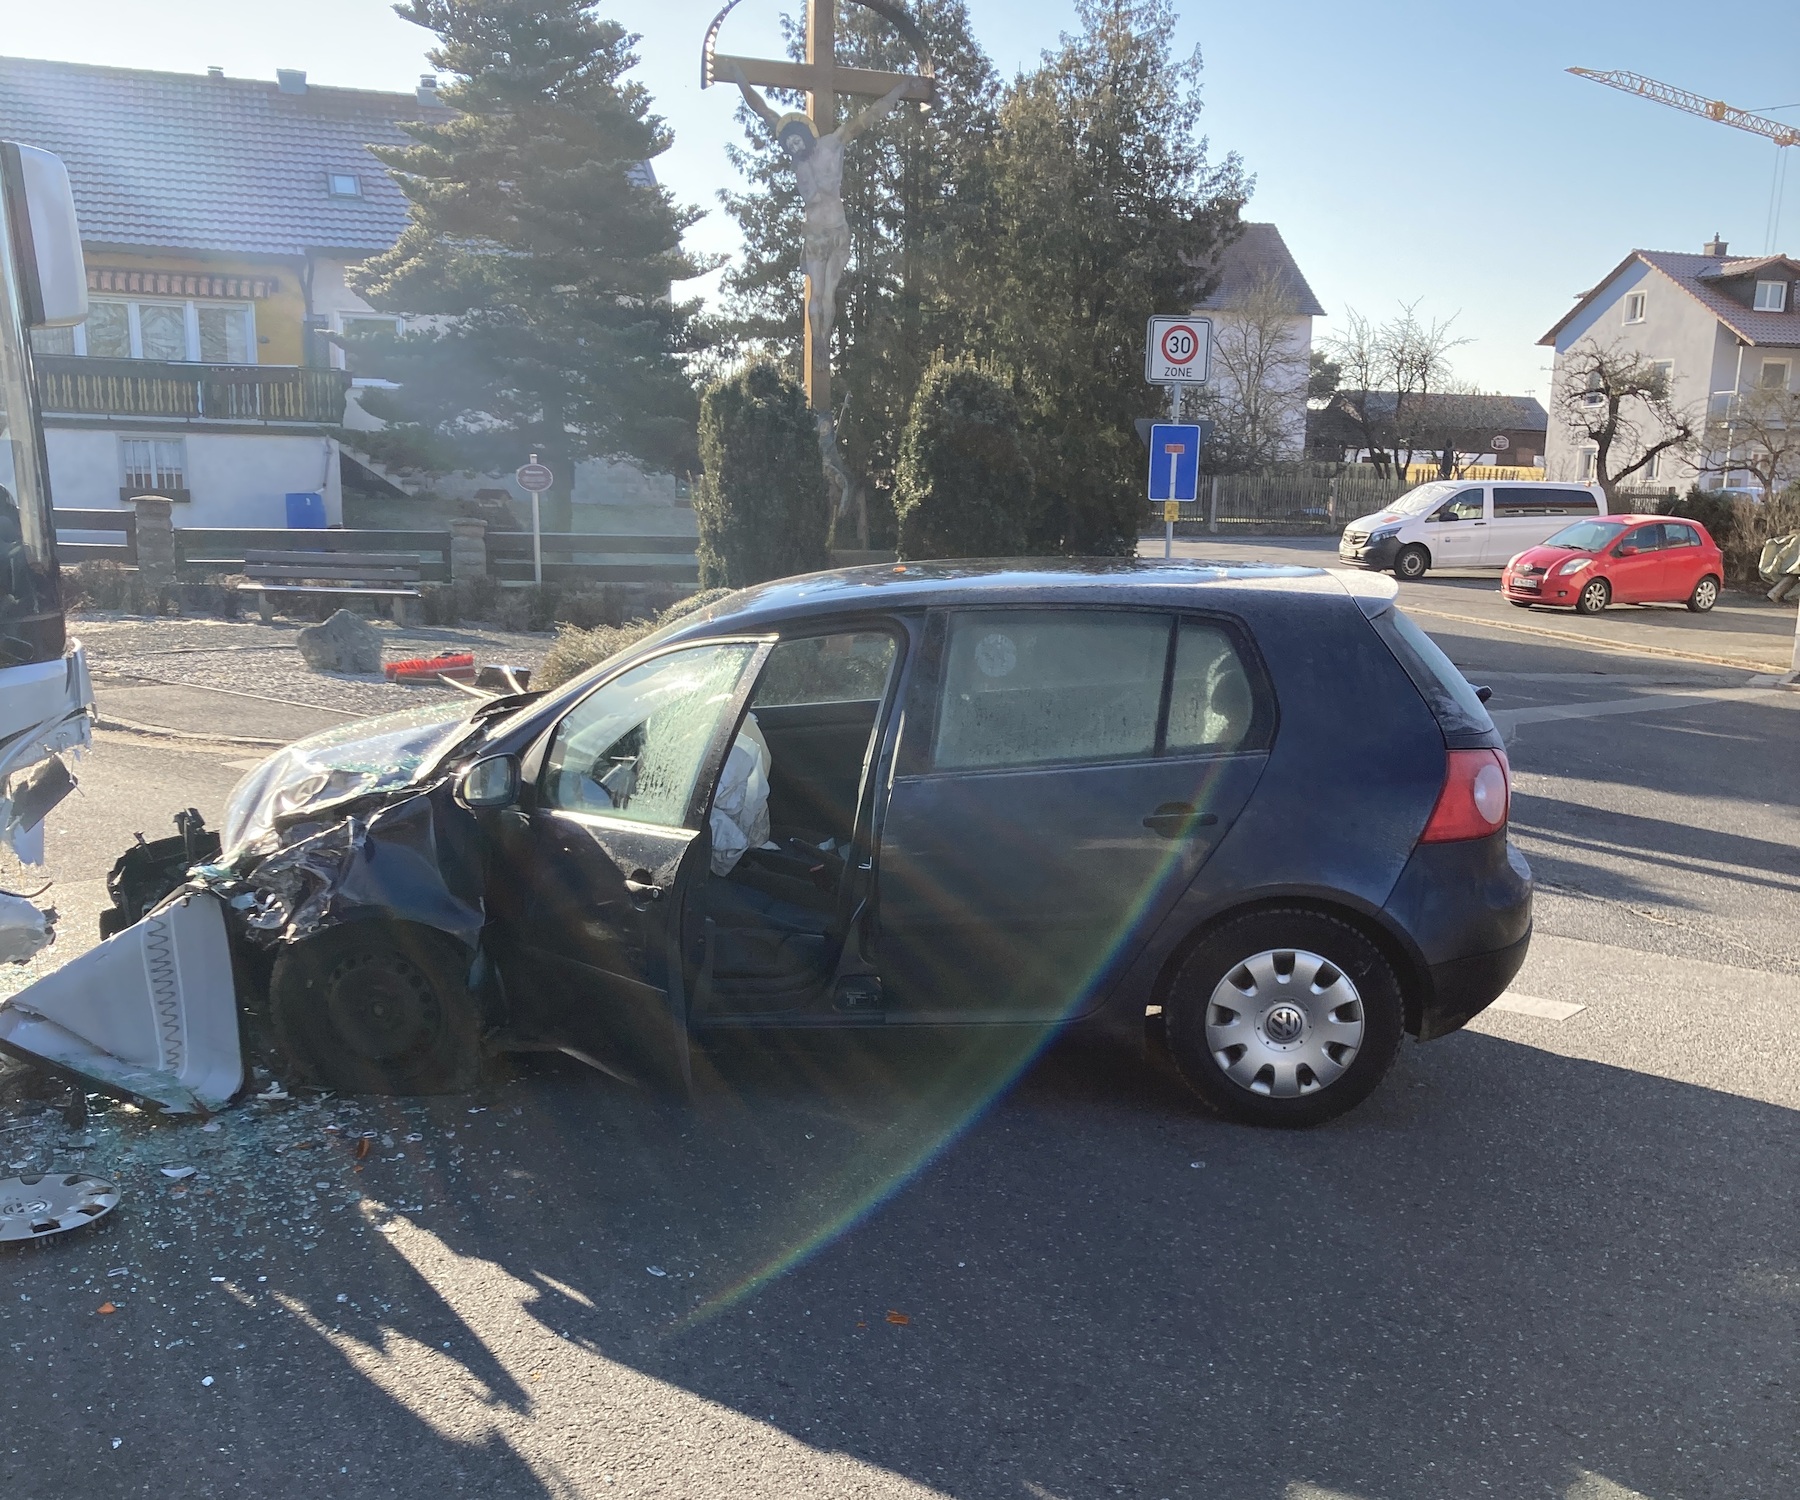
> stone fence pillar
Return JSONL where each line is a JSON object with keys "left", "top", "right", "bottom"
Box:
{"left": 448, "top": 517, "right": 488, "bottom": 583}
{"left": 129, "top": 494, "right": 176, "bottom": 586}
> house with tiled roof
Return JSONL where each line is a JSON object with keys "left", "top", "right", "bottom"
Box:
{"left": 1539, "top": 236, "right": 1800, "bottom": 491}
{"left": 0, "top": 54, "right": 449, "bottom": 525}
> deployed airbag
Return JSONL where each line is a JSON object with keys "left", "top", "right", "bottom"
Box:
{"left": 710, "top": 713, "right": 772, "bottom": 876}
{"left": 0, "top": 892, "right": 242, "bottom": 1113}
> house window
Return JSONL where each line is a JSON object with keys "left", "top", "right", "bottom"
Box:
{"left": 27, "top": 326, "right": 75, "bottom": 356}
{"left": 120, "top": 438, "right": 186, "bottom": 496}
{"left": 1623, "top": 291, "right": 1647, "bottom": 324}
{"left": 70, "top": 298, "right": 256, "bottom": 363}
{"left": 1761, "top": 359, "right": 1792, "bottom": 390}
{"left": 1754, "top": 280, "right": 1789, "bottom": 312}
{"left": 1578, "top": 449, "right": 1598, "bottom": 480}
{"left": 326, "top": 172, "right": 363, "bottom": 198}
{"left": 1645, "top": 452, "right": 1662, "bottom": 481}
{"left": 333, "top": 313, "right": 403, "bottom": 372}
{"left": 1651, "top": 359, "right": 1674, "bottom": 391}
{"left": 1580, "top": 371, "right": 1605, "bottom": 407}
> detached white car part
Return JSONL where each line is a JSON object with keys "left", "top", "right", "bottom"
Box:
{"left": 0, "top": 891, "right": 242, "bottom": 1113}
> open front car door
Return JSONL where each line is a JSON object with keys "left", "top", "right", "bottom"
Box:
{"left": 497, "top": 638, "right": 774, "bottom": 1090}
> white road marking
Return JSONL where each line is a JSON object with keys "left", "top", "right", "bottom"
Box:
{"left": 1490, "top": 685, "right": 1791, "bottom": 733}
{"left": 1490, "top": 992, "right": 1586, "bottom": 1021}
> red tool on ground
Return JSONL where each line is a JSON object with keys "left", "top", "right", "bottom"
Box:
{"left": 383, "top": 651, "right": 476, "bottom": 684}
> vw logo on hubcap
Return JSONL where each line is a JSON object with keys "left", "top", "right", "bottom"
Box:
{"left": 1263, "top": 1004, "right": 1306, "bottom": 1044}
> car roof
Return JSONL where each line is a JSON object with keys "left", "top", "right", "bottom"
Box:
{"left": 662, "top": 558, "right": 1396, "bottom": 638}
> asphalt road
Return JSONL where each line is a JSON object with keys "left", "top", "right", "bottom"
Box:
{"left": 3, "top": 572, "right": 1798, "bottom": 1500}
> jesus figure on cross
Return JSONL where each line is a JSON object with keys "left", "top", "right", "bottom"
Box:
{"left": 727, "top": 61, "right": 912, "bottom": 358}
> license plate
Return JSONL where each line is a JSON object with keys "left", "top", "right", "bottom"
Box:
{"left": 1512, "top": 578, "right": 1540, "bottom": 592}
{"left": 1339, "top": 546, "right": 1362, "bottom": 560}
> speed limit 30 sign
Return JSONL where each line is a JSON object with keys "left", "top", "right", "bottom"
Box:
{"left": 1145, "top": 316, "right": 1211, "bottom": 384}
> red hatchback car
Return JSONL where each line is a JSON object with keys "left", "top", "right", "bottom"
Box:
{"left": 1502, "top": 515, "right": 1724, "bottom": 615}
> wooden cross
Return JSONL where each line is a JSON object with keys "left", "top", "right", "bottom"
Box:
{"left": 705, "top": 0, "right": 934, "bottom": 412}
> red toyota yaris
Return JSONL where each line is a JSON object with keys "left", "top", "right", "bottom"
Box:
{"left": 1502, "top": 515, "right": 1724, "bottom": 615}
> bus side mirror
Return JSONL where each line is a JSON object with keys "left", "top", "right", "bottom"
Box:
{"left": 1, "top": 142, "right": 87, "bottom": 327}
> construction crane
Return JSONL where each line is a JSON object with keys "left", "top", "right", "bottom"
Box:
{"left": 1568, "top": 69, "right": 1800, "bottom": 148}
{"left": 1568, "top": 68, "right": 1800, "bottom": 251}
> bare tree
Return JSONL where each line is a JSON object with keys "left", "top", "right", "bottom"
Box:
{"left": 1700, "top": 380, "right": 1800, "bottom": 495}
{"left": 1322, "top": 302, "right": 1468, "bottom": 478}
{"left": 1195, "top": 268, "right": 1311, "bottom": 472}
{"left": 1412, "top": 388, "right": 1534, "bottom": 477}
{"left": 1552, "top": 341, "right": 1698, "bottom": 499}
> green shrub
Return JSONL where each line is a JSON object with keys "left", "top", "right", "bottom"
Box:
{"left": 895, "top": 359, "right": 1037, "bottom": 560}
{"left": 693, "top": 363, "right": 831, "bottom": 588}
{"left": 62, "top": 560, "right": 179, "bottom": 616}
{"left": 534, "top": 587, "right": 736, "bottom": 690}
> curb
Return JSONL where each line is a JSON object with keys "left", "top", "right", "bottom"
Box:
{"left": 95, "top": 715, "right": 288, "bottom": 749}
{"left": 1407, "top": 606, "right": 1791, "bottom": 674}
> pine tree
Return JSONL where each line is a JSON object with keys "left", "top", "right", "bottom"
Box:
{"left": 957, "top": 0, "right": 1245, "bottom": 553}
{"left": 347, "top": 0, "right": 709, "bottom": 532}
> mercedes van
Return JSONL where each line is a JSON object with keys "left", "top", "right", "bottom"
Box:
{"left": 1339, "top": 480, "right": 1609, "bottom": 579}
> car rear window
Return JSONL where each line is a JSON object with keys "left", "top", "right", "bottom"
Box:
{"left": 1366, "top": 605, "right": 1496, "bottom": 743}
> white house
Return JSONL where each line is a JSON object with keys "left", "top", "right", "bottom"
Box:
{"left": 1194, "top": 223, "right": 1325, "bottom": 460}
{"left": 1539, "top": 236, "right": 1800, "bottom": 489}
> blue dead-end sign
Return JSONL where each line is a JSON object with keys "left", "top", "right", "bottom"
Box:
{"left": 1147, "top": 423, "right": 1203, "bottom": 502}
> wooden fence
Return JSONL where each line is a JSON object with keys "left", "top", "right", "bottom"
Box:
{"left": 51, "top": 516, "right": 700, "bottom": 587}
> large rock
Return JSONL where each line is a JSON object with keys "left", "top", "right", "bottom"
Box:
{"left": 296, "top": 609, "right": 382, "bottom": 674}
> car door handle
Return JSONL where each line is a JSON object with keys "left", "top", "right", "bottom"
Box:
{"left": 624, "top": 874, "right": 663, "bottom": 901}
{"left": 1143, "top": 803, "right": 1219, "bottom": 839}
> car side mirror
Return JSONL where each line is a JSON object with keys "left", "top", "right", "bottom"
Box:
{"left": 457, "top": 754, "right": 520, "bottom": 808}
{"left": 1615, "top": 544, "right": 1636, "bottom": 557}
{"left": 1475, "top": 685, "right": 1493, "bottom": 704}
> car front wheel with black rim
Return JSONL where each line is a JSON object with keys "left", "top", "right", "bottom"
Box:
{"left": 1574, "top": 577, "right": 1610, "bottom": 615}
{"left": 269, "top": 921, "right": 486, "bottom": 1095}
{"left": 1687, "top": 574, "right": 1720, "bottom": 612}
{"left": 1393, "top": 545, "right": 1430, "bottom": 580}
{"left": 1163, "top": 909, "right": 1405, "bottom": 1127}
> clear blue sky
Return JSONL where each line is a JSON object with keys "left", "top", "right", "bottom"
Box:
{"left": 11, "top": 0, "right": 1800, "bottom": 400}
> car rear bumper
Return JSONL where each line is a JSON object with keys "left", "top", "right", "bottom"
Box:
{"left": 1382, "top": 831, "right": 1533, "bottom": 1040}
{"left": 1419, "top": 927, "right": 1531, "bottom": 1040}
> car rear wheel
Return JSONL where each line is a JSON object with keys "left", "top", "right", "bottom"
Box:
{"left": 1574, "top": 577, "right": 1610, "bottom": 615}
{"left": 1163, "top": 909, "right": 1405, "bottom": 1127}
{"left": 1393, "top": 545, "right": 1430, "bottom": 580}
{"left": 1687, "top": 574, "right": 1720, "bottom": 612}
{"left": 269, "top": 922, "right": 485, "bottom": 1095}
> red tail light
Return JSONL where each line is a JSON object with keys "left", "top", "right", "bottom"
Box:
{"left": 1420, "top": 748, "right": 1510, "bottom": 843}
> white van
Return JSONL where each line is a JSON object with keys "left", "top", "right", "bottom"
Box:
{"left": 1338, "top": 480, "right": 1609, "bottom": 579}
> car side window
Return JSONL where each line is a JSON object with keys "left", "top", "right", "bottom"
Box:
{"left": 1434, "top": 489, "right": 1484, "bottom": 522}
{"left": 1620, "top": 525, "right": 1662, "bottom": 553}
{"left": 541, "top": 642, "right": 756, "bottom": 825}
{"left": 1665, "top": 523, "right": 1699, "bottom": 548}
{"left": 1165, "top": 618, "right": 1256, "bottom": 754}
{"left": 751, "top": 631, "right": 897, "bottom": 708}
{"left": 933, "top": 610, "right": 1168, "bottom": 770}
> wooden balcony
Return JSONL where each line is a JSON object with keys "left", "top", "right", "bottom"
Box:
{"left": 35, "top": 356, "right": 350, "bottom": 425}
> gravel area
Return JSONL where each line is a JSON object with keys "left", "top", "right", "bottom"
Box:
{"left": 73, "top": 614, "right": 553, "bottom": 718}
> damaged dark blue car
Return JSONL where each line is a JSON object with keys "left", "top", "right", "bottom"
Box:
{"left": 0, "top": 561, "right": 1533, "bottom": 1127}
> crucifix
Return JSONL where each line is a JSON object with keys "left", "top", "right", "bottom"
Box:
{"left": 703, "top": 0, "right": 935, "bottom": 416}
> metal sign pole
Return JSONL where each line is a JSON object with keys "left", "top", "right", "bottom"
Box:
{"left": 1164, "top": 383, "right": 1179, "bottom": 558}
{"left": 529, "top": 451, "right": 543, "bottom": 586}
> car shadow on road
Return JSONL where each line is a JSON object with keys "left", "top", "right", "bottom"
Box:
{"left": 79, "top": 1022, "right": 1795, "bottom": 1500}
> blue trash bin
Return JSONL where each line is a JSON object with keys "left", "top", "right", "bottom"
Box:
{"left": 285, "top": 492, "right": 326, "bottom": 529}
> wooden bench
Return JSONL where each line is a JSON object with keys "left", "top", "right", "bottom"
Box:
{"left": 238, "top": 550, "right": 424, "bottom": 624}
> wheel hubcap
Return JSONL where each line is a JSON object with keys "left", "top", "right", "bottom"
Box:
{"left": 1584, "top": 583, "right": 1605, "bottom": 608}
{"left": 1697, "top": 580, "right": 1716, "bottom": 606}
{"left": 1204, "top": 948, "right": 1364, "bottom": 1098}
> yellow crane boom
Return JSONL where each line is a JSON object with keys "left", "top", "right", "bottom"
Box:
{"left": 1568, "top": 68, "right": 1800, "bottom": 149}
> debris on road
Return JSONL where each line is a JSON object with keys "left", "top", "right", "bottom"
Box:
{"left": 384, "top": 651, "right": 475, "bottom": 684}
{"left": 0, "top": 1171, "right": 120, "bottom": 1241}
